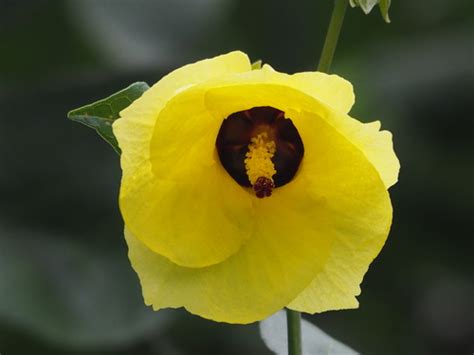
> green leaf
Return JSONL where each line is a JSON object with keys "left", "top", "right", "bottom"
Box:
{"left": 251, "top": 59, "right": 263, "bottom": 70}
{"left": 67, "top": 81, "right": 150, "bottom": 154}
{"left": 259, "top": 311, "right": 359, "bottom": 355}
{"left": 349, "top": 0, "right": 391, "bottom": 23}
{"left": 379, "top": 0, "right": 391, "bottom": 23}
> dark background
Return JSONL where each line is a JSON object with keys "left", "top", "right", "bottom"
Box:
{"left": 0, "top": 1, "right": 473, "bottom": 354}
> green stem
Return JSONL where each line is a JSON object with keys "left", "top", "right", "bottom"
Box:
{"left": 286, "top": 309, "right": 302, "bottom": 355}
{"left": 317, "top": 0, "right": 348, "bottom": 73}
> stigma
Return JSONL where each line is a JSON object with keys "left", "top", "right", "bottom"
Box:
{"left": 253, "top": 176, "right": 275, "bottom": 198}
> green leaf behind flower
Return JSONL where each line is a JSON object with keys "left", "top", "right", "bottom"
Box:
{"left": 67, "top": 81, "right": 150, "bottom": 154}
{"left": 259, "top": 311, "right": 359, "bottom": 354}
{"left": 349, "top": 0, "right": 391, "bottom": 23}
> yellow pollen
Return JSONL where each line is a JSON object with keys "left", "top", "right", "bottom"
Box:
{"left": 244, "top": 132, "right": 277, "bottom": 185}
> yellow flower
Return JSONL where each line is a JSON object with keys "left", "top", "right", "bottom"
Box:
{"left": 113, "top": 51, "right": 399, "bottom": 324}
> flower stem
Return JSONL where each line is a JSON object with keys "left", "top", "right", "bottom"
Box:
{"left": 317, "top": 0, "right": 348, "bottom": 73}
{"left": 286, "top": 308, "right": 302, "bottom": 355}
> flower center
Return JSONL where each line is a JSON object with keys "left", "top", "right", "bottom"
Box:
{"left": 215, "top": 106, "right": 304, "bottom": 198}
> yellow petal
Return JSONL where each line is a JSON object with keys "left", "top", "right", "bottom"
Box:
{"left": 125, "top": 82, "right": 392, "bottom": 323}
{"left": 113, "top": 50, "right": 251, "bottom": 178}
{"left": 336, "top": 119, "right": 400, "bottom": 188}
{"left": 113, "top": 52, "right": 253, "bottom": 268}
{"left": 286, "top": 110, "right": 393, "bottom": 313}
{"left": 205, "top": 65, "right": 399, "bottom": 188}
{"left": 124, "top": 187, "right": 332, "bottom": 324}
{"left": 287, "top": 125, "right": 396, "bottom": 313}
{"left": 265, "top": 64, "right": 356, "bottom": 114}
{"left": 269, "top": 65, "right": 400, "bottom": 188}
{"left": 119, "top": 91, "right": 255, "bottom": 269}
{"left": 287, "top": 229, "right": 384, "bottom": 312}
